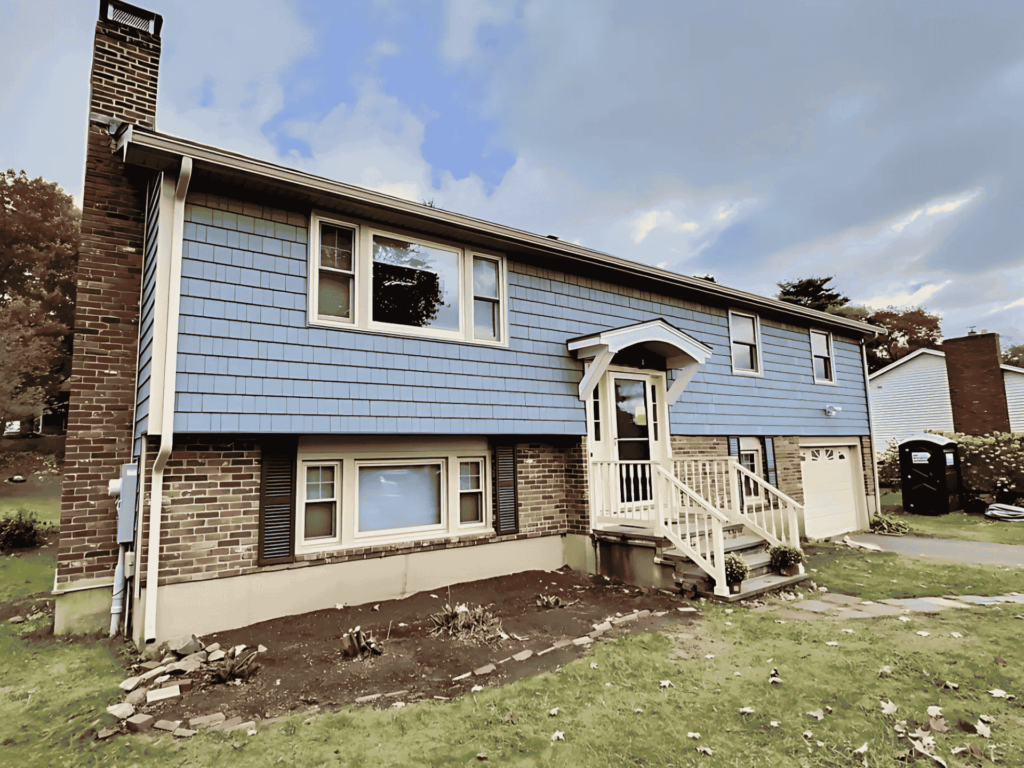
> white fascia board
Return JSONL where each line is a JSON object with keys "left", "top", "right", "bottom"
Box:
{"left": 868, "top": 348, "right": 943, "bottom": 380}
{"left": 118, "top": 129, "right": 884, "bottom": 338}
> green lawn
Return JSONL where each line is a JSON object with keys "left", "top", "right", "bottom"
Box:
{"left": 0, "top": 473, "right": 62, "bottom": 528}
{"left": 2, "top": 540, "right": 1024, "bottom": 765}
{"left": 0, "top": 545, "right": 56, "bottom": 603}
{"left": 900, "top": 511, "right": 1024, "bottom": 547}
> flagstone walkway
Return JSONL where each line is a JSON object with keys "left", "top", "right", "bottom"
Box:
{"left": 752, "top": 591, "right": 1024, "bottom": 621}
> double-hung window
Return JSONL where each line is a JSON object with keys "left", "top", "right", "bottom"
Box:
{"left": 729, "top": 311, "right": 761, "bottom": 375}
{"left": 302, "top": 463, "right": 340, "bottom": 543}
{"left": 309, "top": 213, "right": 507, "bottom": 345}
{"left": 810, "top": 330, "right": 835, "bottom": 383}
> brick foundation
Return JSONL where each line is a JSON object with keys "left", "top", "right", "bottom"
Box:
{"left": 58, "top": 7, "right": 162, "bottom": 588}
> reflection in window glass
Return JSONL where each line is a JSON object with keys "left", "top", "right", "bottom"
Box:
{"left": 318, "top": 224, "right": 354, "bottom": 320}
{"left": 473, "top": 257, "right": 500, "bottom": 341}
{"left": 730, "top": 313, "right": 759, "bottom": 372}
{"left": 372, "top": 235, "right": 460, "bottom": 331}
{"left": 305, "top": 465, "right": 337, "bottom": 539}
{"left": 459, "top": 460, "right": 483, "bottom": 524}
{"left": 358, "top": 464, "right": 442, "bottom": 532}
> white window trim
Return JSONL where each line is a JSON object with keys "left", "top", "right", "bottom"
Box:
{"left": 297, "top": 461, "right": 342, "bottom": 547}
{"left": 308, "top": 212, "right": 360, "bottom": 328}
{"left": 307, "top": 212, "right": 508, "bottom": 347}
{"left": 294, "top": 443, "right": 492, "bottom": 554}
{"left": 728, "top": 310, "right": 763, "bottom": 377}
{"left": 810, "top": 329, "right": 837, "bottom": 385}
{"left": 457, "top": 456, "right": 489, "bottom": 527}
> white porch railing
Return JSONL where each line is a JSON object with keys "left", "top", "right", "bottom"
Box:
{"left": 589, "top": 456, "right": 805, "bottom": 593}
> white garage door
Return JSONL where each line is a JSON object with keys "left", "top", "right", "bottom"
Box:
{"left": 800, "top": 446, "right": 859, "bottom": 539}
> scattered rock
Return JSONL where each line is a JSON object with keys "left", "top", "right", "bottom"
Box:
{"left": 188, "top": 713, "right": 226, "bottom": 729}
{"left": 146, "top": 685, "right": 180, "bottom": 704}
{"left": 138, "top": 665, "right": 167, "bottom": 684}
{"left": 126, "top": 713, "right": 155, "bottom": 733}
{"left": 8, "top": 616, "right": 24, "bottom": 625}
{"left": 124, "top": 688, "right": 147, "bottom": 706}
{"left": 384, "top": 690, "right": 409, "bottom": 698}
{"left": 154, "top": 720, "right": 181, "bottom": 732}
{"left": 637, "top": 610, "right": 651, "bottom": 619}
{"left": 172, "top": 728, "right": 197, "bottom": 738}
{"left": 474, "top": 664, "right": 496, "bottom": 676}
{"left": 207, "top": 650, "right": 226, "bottom": 663}
{"left": 204, "top": 643, "right": 221, "bottom": 654}
{"left": 572, "top": 636, "right": 593, "bottom": 646}
{"left": 231, "top": 644, "right": 246, "bottom": 658}
{"left": 212, "top": 716, "right": 244, "bottom": 731}
{"left": 355, "top": 694, "right": 381, "bottom": 704}
{"left": 257, "top": 645, "right": 268, "bottom": 653}
{"left": 119, "top": 675, "right": 143, "bottom": 693}
{"left": 96, "top": 728, "right": 117, "bottom": 740}
{"left": 512, "top": 650, "right": 533, "bottom": 662}
{"left": 173, "top": 635, "right": 203, "bottom": 656}
{"left": 106, "top": 702, "right": 135, "bottom": 720}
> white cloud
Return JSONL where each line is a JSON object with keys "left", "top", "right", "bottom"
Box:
{"left": 373, "top": 40, "right": 401, "bottom": 57}
{"left": 629, "top": 210, "right": 699, "bottom": 243}
{"left": 987, "top": 296, "right": 1024, "bottom": 314}
{"left": 440, "top": 0, "right": 515, "bottom": 63}
{"left": 861, "top": 280, "right": 953, "bottom": 310}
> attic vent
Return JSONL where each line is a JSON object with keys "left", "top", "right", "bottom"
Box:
{"left": 103, "top": 1, "right": 162, "bottom": 34}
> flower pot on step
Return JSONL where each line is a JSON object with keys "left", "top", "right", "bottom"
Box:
{"left": 780, "top": 564, "right": 800, "bottom": 577}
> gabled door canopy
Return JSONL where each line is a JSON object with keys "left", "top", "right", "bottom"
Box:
{"left": 567, "top": 318, "right": 713, "bottom": 405}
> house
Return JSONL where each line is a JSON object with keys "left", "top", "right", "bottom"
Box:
{"left": 56, "top": 2, "right": 883, "bottom": 647}
{"left": 869, "top": 333, "right": 1024, "bottom": 454}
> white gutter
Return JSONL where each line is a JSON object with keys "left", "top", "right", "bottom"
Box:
{"left": 143, "top": 156, "right": 191, "bottom": 645}
{"left": 860, "top": 335, "right": 882, "bottom": 521}
{"left": 117, "top": 129, "right": 884, "bottom": 339}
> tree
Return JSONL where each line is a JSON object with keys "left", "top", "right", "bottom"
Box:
{"left": 864, "top": 306, "right": 943, "bottom": 372}
{"left": 776, "top": 276, "right": 850, "bottom": 313}
{"left": 0, "top": 170, "right": 79, "bottom": 426}
{"left": 1003, "top": 343, "right": 1024, "bottom": 369}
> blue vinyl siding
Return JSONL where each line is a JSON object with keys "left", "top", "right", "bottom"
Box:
{"left": 133, "top": 175, "right": 161, "bottom": 456}
{"left": 173, "top": 202, "right": 870, "bottom": 437}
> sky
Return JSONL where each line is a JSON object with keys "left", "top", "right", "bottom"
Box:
{"left": 1, "top": 0, "right": 1022, "bottom": 345}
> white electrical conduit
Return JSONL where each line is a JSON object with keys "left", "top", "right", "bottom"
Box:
{"left": 143, "top": 156, "right": 192, "bottom": 645}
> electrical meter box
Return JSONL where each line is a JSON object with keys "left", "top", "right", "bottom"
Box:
{"left": 898, "top": 434, "right": 960, "bottom": 516}
{"left": 117, "top": 462, "right": 139, "bottom": 544}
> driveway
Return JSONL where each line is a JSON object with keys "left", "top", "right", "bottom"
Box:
{"left": 847, "top": 533, "right": 1024, "bottom": 568}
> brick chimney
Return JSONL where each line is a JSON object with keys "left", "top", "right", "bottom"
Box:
{"left": 57, "top": 2, "right": 163, "bottom": 609}
{"left": 943, "top": 332, "right": 1012, "bottom": 436}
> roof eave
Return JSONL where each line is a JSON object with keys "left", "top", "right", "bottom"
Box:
{"left": 119, "top": 126, "right": 886, "bottom": 338}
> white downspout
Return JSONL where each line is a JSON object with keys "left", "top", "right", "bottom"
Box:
{"left": 143, "top": 156, "right": 192, "bottom": 646}
{"left": 861, "top": 334, "right": 882, "bottom": 524}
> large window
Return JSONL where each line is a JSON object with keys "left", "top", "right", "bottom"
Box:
{"left": 810, "top": 330, "right": 835, "bottom": 383}
{"left": 729, "top": 311, "right": 761, "bottom": 375}
{"left": 308, "top": 213, "right": 507, "bottom": 345}
{"left": 296, "top": 442, "right": 490, "bottom": 552}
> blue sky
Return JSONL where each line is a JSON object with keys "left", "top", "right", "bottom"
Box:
{"left": 2, "top": 0, "right": 1022, "bottom": 345}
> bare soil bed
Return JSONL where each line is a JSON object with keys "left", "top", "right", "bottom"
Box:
{"left": 139, "top": 567, "right": 698, "bottom": 726}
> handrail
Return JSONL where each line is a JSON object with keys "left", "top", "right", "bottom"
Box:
{"left": 733, "top": 462, "right": 804, "bottom": 510}
{"left": 655, "top": 465, "right": 730, "bottom": 523}
{"left": 729, "top": 459, "right": 802, "bottom": 549}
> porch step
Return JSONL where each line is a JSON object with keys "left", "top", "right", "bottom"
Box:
{"left": 668, "top": 547, "right": 774, "bottom": 582}
{"left": 689, "top": 572, "right": 810, "bottom": 602}
{"left": 663, "top": 533, "right": 766, "bottom": 559}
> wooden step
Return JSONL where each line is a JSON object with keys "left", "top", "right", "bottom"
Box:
{"left": 662, "top": 533, "right": 767, "bottom": 560}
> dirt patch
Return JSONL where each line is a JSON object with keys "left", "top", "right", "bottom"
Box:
{"left": 135, "top": 568, "right": 700, "bottom": 724}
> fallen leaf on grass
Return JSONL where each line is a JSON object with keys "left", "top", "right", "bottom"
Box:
{"left": 739, "top": 707, "right": 756, "bottom": 715}
{"left": 688, "top": 732, "right": 701, "bottom": 740}
{"left": 950, "top": 746, "right": 967, "bottom": 756}
{"left": 807, "top": 709, "right": 826, "bottom": 720}
{"left": 634, "top": 708, "right": 643, "bottom": 714}
{"left": 916, "top": 631, "right": 930, "bottom": 637}
{"left": 879, "top": 665, "right": 893, "bottom": 677}
{"left": 979, "top": 714, "right": 995, "bottom": 724}
{"left": 660, "top": 680, "right": 674, "bottom": 688}
{"left": 476, "top": 753, "right": 488, "bottom": 761}
{"left": 704, "top": 654, "right": 715, "bottom": 659}
{"left": 898, "top": 616, "right": 911, "bottom": 622}
{"left": 943, "top": 681, "right": 959, "bottom": 690}
{"left": 853, "top": 742, "right": 868, "bottom": 755}
{"left": 994, "top": 656, "right": 1007, "bottom": 666}
{"left": 802, "top": 730, "right": 813, "bottom": 739}
{"left": 825, "top": 641, "right": 839, "bottom": 647}
{"left": 589, "top": 662, "right": 598, "bottom": 670}
{"left": 927, "top": 706, "right": 943, "bottom": 718}
{"left": 770, "top": 721, "right": 780, "bottom": 727}
{"left": 774, "top": 620, "right": 787, "bottom": 624}
{"left": 976, "top": 721, "right": 992, "bottom": 738}
{"left": 503, "top": 713, "right": 518, "bottom": 724}
{"left": 950, "top": 632, "right": 962, "bottom": 638}
{"left": 910, "top": 729, "right": 934, "bottom": 746}
{"left": 910, "top": 739, "right": 947, "bottom": 767}
{"left": 989, "top": 689, "right": 1016, "bottom": 699}
{"left": 929, "top": 717, "right": 949, "bottom": 733}
{"left": 551, "top": 731, "right": 564, "bottom": 741}
{"left": 841, "top": 628, "right": 854, "bottom": 634}
{"left": 880, "top": 700, "right": 898, "bottom": 716}
{"left": 695, "top": 746, "right": 713, "bottom": 756}
{"left": 548, "top": 708, "right": 559, "bottom": 716}
{"left": 471, "top": 685, "right": 483, "bottom": 693}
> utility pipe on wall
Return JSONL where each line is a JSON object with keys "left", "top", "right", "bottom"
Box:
{"left": 143, "top": 156, "right": 192, "bottom": 646}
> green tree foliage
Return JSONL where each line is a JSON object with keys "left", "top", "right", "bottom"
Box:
{"left": 866, "top": 306, "right": 943, "bottom": 372}
{"left": 1003, "top": 343, "right": 1024, "bottom": 369}
{"left": 0, "top": 170, "right": 79, "bottom": 425}
{"left": 776, "top": 276, "right": 850, "bottom": 312}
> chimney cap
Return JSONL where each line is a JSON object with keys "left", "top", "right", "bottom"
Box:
{"left": 100, "top": 0, "right": 163, "bottom": 36}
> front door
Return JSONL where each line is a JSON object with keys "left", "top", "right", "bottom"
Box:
{"left": 612, "top": 375, "right": 654, "bottom": 502}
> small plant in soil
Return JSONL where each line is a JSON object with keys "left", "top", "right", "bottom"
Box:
{"left": 724, "top": 554, "right": 748, "bottom": 585}
{"left": 536, "top": 594, "right": 579, "bottom": 609}
{"left": 0, "top": 511, "right": 50, "bottom": 552}
{"left": 211, "top": 648, "right": 260, "bottom": 683}
{"left": 766, "top": 544, "right": 804, "bottom": 570}
{"left": 870, "top": 513, "right": 910, "bottom": 535}
{"left": 428, "top": 603, "right": 504, "bottom": 642}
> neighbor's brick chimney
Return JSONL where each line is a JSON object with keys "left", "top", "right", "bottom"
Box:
{"left": 943, "top": 332, "right": 1012, "bottom": 436}
{"left": 58, "top": 1, "right": 162, "bottom": 593}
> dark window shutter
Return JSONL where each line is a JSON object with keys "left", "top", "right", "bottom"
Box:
{"left": 259, "top": 438, "right": 297, "bottom": 566}
{"left": 760, "top": 437, "right": 778, "bottom": 487}
{"left": 494, "top": 444, "right": 519, "bottom": 535}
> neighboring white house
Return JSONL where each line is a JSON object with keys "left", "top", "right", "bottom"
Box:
{"left": 870, "top": 348, "right": 1024, "bottom": 453}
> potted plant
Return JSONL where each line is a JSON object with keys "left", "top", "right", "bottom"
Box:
{"left": 723, "top": 553, "right": 748, "bottom": 593}
{"left": 767, "top": 544, "right": 804, "bottom": 577}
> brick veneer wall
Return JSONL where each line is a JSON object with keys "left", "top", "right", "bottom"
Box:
{"left": 515, "top": 442, "right": 588, "bottom": 537}
{"left": 944, "top": 333, "right": 1012, "bottom": 436}
{"left": 58, "top": 10, "right": 161, "bottom": 587}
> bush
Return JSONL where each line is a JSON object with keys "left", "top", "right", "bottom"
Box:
{"left": 935, "top": 431, "right": 1024, "bottom": 501}
{"left": 869, "top": 513, "right": 910, "bottom": 535}
{"left": 724, "top": 553, "right": 748, "bottom": 584}
{"left": 877, "top": 441, "right": 901, "bottom": 491}
{"left": 767, "top": 544, "right": 804, "bottom": 569}
{"left": 0, "top": 511, "right": 49, "bottom": 552}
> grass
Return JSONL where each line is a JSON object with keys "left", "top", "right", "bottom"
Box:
{"left": 0, "top": 474, "right": 61, "bottom": 528}
{"left": 0, "top": 545, "right": 56, "bottom": 603}
{"left": 2, "top": 538, "right": 1024, "bottom": 765}
{"left": 899, "top": 511, "right": 1024, "bottom": 547}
